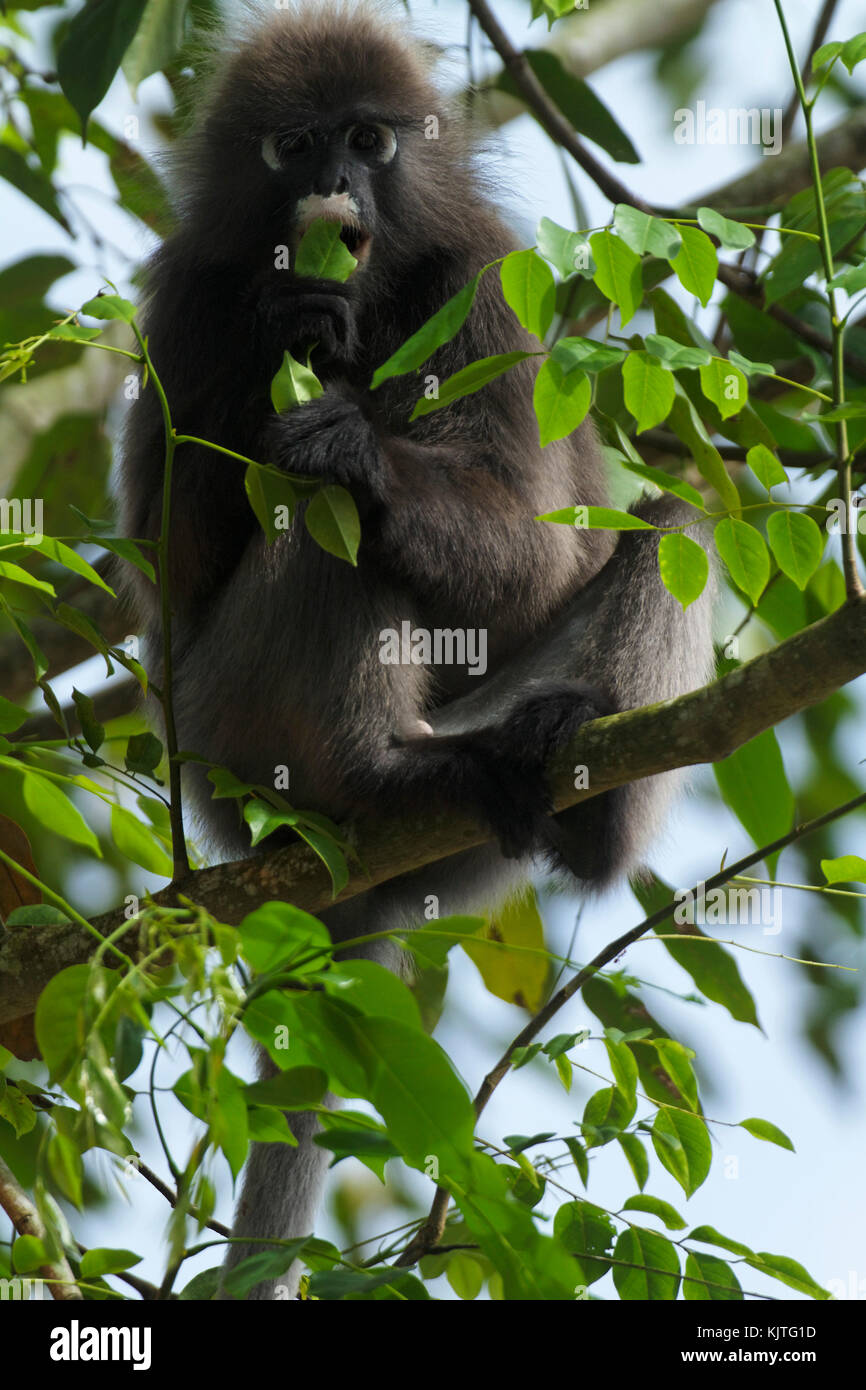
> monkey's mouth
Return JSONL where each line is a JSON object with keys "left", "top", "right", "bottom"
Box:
{"left": 294, "top": 193, "right": 372, "bottom": 267}
{"left": 338, "top": 223, "right": 372, "bottom": 262}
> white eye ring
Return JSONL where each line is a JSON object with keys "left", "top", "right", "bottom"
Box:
{"left": 345, "top": 122, "right": 397, "bottom": 164}
{"left": 261, "top": 134, "right": 281, "bottom": 171}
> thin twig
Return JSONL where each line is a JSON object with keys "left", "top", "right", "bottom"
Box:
{"left": 465, "top": 0, "right": 653, "bottom": 213}
{"left": 396, "top": 788, "right": 866, "bottom": 1266}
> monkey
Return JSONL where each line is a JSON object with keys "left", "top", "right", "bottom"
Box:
{"left": 117, "top": 2, "right": 715, "bottom": 1299}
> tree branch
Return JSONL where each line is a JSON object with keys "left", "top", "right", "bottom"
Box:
{"left": 1, "top": 592, "right": 864, "bottom": 1028}
{"left": 475, "top": 0, "right": 720, "bottom": 129}
{"left": 0, "top": 1153, "right": 82, "bottom": 1299}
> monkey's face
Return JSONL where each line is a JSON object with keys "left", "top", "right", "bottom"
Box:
{"left": 263, "top": 119, "right": 399, "bottom": 265}
{"left": 252, "top": 115, "right": 404, "bottom": 364}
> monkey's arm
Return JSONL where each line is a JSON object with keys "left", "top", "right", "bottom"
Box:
{"left": 267, "top": 388, "right": 602, "bottom": 614}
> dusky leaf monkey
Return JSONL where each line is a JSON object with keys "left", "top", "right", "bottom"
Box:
{"left": 118, "top": 1, "right": 714, "bottom": 1298}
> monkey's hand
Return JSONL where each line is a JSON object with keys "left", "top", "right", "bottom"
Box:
{"left": 467, "top": 679, "right": 615, "bottom": 869}
{"left": 257, "top": 279, "right": 359, "bottom": 363}
{"left": 267, "top": 392, "right": 387, "bottom": 509}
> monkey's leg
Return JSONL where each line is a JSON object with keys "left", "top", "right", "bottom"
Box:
{"left": 428, "top": 496, "right": 716, "bottom": 885}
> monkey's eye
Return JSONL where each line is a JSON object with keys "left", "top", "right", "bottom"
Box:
{"left": 261, "top": 130, "right": 315, "bottom": 170}
{"left": 345, "top": 122, "right": 397, "bottom": 164}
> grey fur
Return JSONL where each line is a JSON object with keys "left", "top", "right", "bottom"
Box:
{"left": 116, "top": 4, "right": 715, "bottom": 1299}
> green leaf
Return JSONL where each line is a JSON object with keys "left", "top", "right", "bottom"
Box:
{"left": 326, "top": 958, "right": 423, "bottom": 1029}
{"left": 802, "top": 402, "right": 866, "bottom": 423}
{"left": 687, "top": 1225, "right": 753, "bottom": 1258}
{"left": 614, "top": 206, "right": 681, "bottom": 259}
{"left": 651, "top": 1108, "right": 712, "bottom": 1196}
{"left": 0, "top": 561, "right": 55, "bottom": 596}
{"left": 410, "top": 352, "right": 533, "bottom": 420}
{"left": 652, "top": 1038, "right": 699, "bottom": 1111}
{"left": 658, "top": 532, "right": 708, "bottom": 609}
{"left": 590, "top": 230, "right": 642, "bottom": 326}
{"left": 238, "top": 901, "right": 332, "bottom": 975}
{"left": 18, "top": 768, "right": 100, "bottom": 854}
{"left": 554, "top": 1200, "right": 616, "bottom": 1284}
{"left": 71, "top": 688, "right": 104, "bottom": 753}
{"left": 305, "top": 486, "right": 360, "bottom": 565}
{"left": 12, "top": 1235, "right": 47, "bottom": 1274}
{"left": 498, "top": 51, "right": 639, "bottom": 163}
{"left": 841, "top": 33, "right": 866, "bottom": 74}
{"left": 812, "top": 40, "right": 843, "bottom": 70}
{"left": 110, "top": 804, "right": 172, "bottom": 876}
{"left": 821, "top": 854, "right": 866, "bottom": 885}
{"left": 684, "top": 1251, "right": 742, "bottom": 1300}
{"left": 80, "top": 1248, "right": 142, "bottom": 1278}
{"left": 500, "top": 250, "right": 555, "bottom": 339}
{"left": 827, "top": 262, "right": 866, "bottom": 293}
{"left": 633, "top": 877, "right": 760, "bottom": 1029}
{"left": 766, "top": 509, "right": 824, "bottom": 590}
{"left": 618, "top": 1133, "right": 649, "bottom": 1190}
{"left": 47, "top": 1132, "right": 83, "bottom": 1206}
{"left": 668, "top": 384, "right": 741, "bottom": 514}
{"left": 622, "top": 1194, "right": 686, "bottom": 1230}
{"left": 617, "top": 458, "right": 704, "bottom": 511}
{"left": 746, "top": 443, "right": 788, "bottom": 491}
{"left": 670, "top": 226, "right": 717, "bottom": 306}
{"left": 739, "top": 1117, "right": 795, "bottom": 1152}
{"left": 699, "top": 359, "right": 748, "bottom": 420}
{"left": 124, "top": 731, "right": 163, "bottom": 776}
{"left": 295, "top": 219, "right": 358, "bottom": 282}
{"left": 179, "top": 1268, "right": 222, "bottom": 1301}
{"left": 745, "top": 1251, "right": 831, "bottom": 1299}
{"left": 696, "top": 207, "right": 756, "bottom": 250}
{"left": 293, "top": 821, "right": 350, "bottom": 897}
{"left": 35, "top": 964, "right": 98, "bottom": 1079}
{"left": 244, "top": 460, "right": 300, "bottom": 543}
{"left": 644, "top": 333, "right": 711, "bottom": 370}
{"left": 57, "top": 0, "right": 149, "bottom": 137}
{"left": 6, "top": 905, "right": 71, "bottom": 927}
{"left": 714, "top": 729, "right": 794, "bottom": 872}
{"left": 121, "top": 0, "right": 187, "bottom": 93}
{"left": 539, "top": 505, "right": 655, "bottom": 530}
{"left": 371, "top": 274, "right": 482, "bottom": 388}
{"left": 729, "top": 349, "right": 775, "bottom": 379}
{"left": 622, "top": 351, "right": 675, "bottom": 431}
{"left": 612, "top": 1228, "right": 680, "bottom": 1300}
{"left": 80, "top": 293, "right": 137, "bottom": 323}
{"left": 245, "top": 1067, "right": 328, "bottom": 1110}
{"left": 222, "top": 1243, "right": 309, "bottom": 1299}
{"left": 446, "top": 1252, "right": 485, "bottom": 1301}
{"left": 532, "top": 360, "right": 591, "bottom": 446}
{"left": 551, "top": 336, "right": 626, "bottom": 373}
{"left": 605, "top": 1034, "right": 638, "bottom": 1106}
{"left": 582, "top": 1085, "right": 635, "bottom": 1145}
{"left": 714, "top": 517, "right": 770, "bottom": 605}
{"left": 270, "top": 351, "right": 324, "bottom": 413}
{"left": 0, "top": 694, "right": 30, "bottom": 733}
{"left": 536, "top": 218, "right": 593, "bottom": 279}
